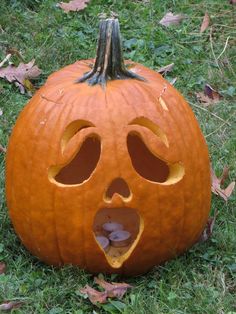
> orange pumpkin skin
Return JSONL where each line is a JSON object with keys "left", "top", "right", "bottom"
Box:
{"left": 6, "top": 20, "right": 211, "bottom": 276}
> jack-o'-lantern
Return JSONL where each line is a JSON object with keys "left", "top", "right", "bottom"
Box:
{"left": 6, "top": 19, "right": 211, "bottom": 275}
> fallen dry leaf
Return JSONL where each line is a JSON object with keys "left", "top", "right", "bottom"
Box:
{"left": 200, "top": 12, "right": 210, "bottom": 33}
{"left": 195, "top": 92, "right": 213, "bottom": 106}
{"left": 204, "top": 84, "right": 221, "bottom": 100}
{"left": 80, "top": 278, "right": 132, "bottom": 305}
{"left": 195, "top": 84, "right": 222, "bottom": 106}
{"left": 211, "top": 166, "right": 235, "bottom": 201}
{"left": 95, "top": 277, "right": 132, "bottom": 299}
{"left": 80, "top": 285, "right": 107, "bottom": 304}
{"left": 0, "top": 262, "right": 6, "bottom": 274}
{"left": 157, "top": 63, "right": 174, "bottom": 75}
{"left": 199, "top": 209, "right": 218, "bottom": 242}
{"left": 159, "top": 12, "right": 185, "bottom": 27}
{"left": 58, "top": 0, "right": 90, "bottom": 12}
{"left": 0, "top": 144, "right": 6, "bottom": 153}
{"left": 0, "top": 59, "right": 41, "bottom": 94}
{"left": 0, "top": 301, "right": 24, "bottom": 311}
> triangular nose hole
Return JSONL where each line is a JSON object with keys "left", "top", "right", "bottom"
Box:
{"left": 106, "top": 178, "right": 130, "bottom": 199}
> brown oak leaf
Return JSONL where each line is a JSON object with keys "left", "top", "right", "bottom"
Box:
{"left": 159, "top": 12, "right": 185, "bottom": 27}
{"left": 0, "top": 59, "right": 41, "bottom": 93}
{"left": 58, "top": 0, "right": 90, "bottom": 12}
{"left": 0, "top": 262, "right": 6, "bottom": 274}
{"left": 211, "top": 166, "right": 235, "bottom": 201}
{"left": 95, "top": 277, "right": 132, "bottom": 299}
{"left": 80, "top": 278, "right": 132, "bottom": 305}
{"left": 80, "top": 285, "right": 107, "bottom": 304}
{"left": 196, "top": 84, "right": 222, "bottom": 106}
{"left": 200, "top": 12, "right": 210, "bottom": 33}
{"left": 0, "top": 301, "right": 24, "bottom": 311}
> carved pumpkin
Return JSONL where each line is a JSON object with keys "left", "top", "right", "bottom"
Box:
{"left": 6, "top": 19, "right": 211, "bottom": 275}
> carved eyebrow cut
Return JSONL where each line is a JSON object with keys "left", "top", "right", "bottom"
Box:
{"left": 61, "top": 119, "right": 95, "bottom": 153}
{"left": 128, "top": 117, "right": 169, "bottom": 147}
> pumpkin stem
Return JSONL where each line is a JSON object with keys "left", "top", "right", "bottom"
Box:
{"left": 76, "top": 18, "right": 144, "bottom": 86}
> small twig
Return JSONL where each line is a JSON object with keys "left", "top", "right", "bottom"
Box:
{"left": 180, "top": 39, "right": 207, "bottom": 44}
{"left": 189, "top": 102, "right": 231, "bottom": 126}
{"left": 0, "top": 53, "right": 11, "bottom": 68}
{"left": 209, "top": 27, "right": 222, "bottom": 73}
{"left": 213, "top": 24, "right": 235, "bottom": 29}
{"left": 217, "top": 36, "right": 230, "bottom": 60}
{"left": 205, "top": 117, "right": 231, "bottom": 138}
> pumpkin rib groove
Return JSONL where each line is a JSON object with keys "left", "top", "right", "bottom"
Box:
{"left": 154, "top": 85, "right": 195, "bottom": 252}
{"left": 7, "top": 99, "right": 42, "bottom": 253}
{"left": 170, "top": 94, "right": 204, "bottom": 239}
{"left": 48, "top": 99, "right": 82, "bottom": 265}
{"left": 189, "top": 102, "right": 210, "bottom": 235}
{"left": 164, "top": 98, "right": 187, "bottom": 253}
{"left": 12, "top": 98, "right": 51, "bottom": 259}
{"left": 20, "top": 99, "right": 57, "bottom": 256}
{"left": 142, "top": 82, "right": 187, "bottom": 255}
{"left": 50, "top": 101, "right": 74, "bottom": 265}
{"left": 31, "top": 101, "right": 62, "bottom": 260}
{"left": 47, "top": 98, "right": 78, "bottom": 264}
{"left": 35, "top": 100, "right": 67, "bottom": 264}
{"left": 163, "top": 90, "right": 204, "bottom": 249}
{"left": 177, "top": 95, "right": 210, "bottom": 242}
{"left": 144, "top": 83, "right": 183, "bottom": 254}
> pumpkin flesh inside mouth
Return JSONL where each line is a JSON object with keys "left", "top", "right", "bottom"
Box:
{"left": 93, "top": 207, "right": 143, "bottom": 268}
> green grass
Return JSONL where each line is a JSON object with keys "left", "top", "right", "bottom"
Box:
{"left": 0, "top": 0, "right": 236, "bottom": 313}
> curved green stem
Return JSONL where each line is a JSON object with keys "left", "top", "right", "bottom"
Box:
{"left": 76, "top": 18, "right": 145, "bottom": 87}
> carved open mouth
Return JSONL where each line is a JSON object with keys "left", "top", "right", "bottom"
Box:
{"left": 93, "top": 207, "right": 143, "bottom": 268}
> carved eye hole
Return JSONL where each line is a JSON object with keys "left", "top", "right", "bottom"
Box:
{"left": 49, "top": 120, "right": 101, "bottom": 186}
{"left": 127, "top": 117, "right": 185, "bottom": 184}
{"left": 127, "top": 133, "right": 169, "bottom": 183}
{"left": 54, "top": 135, "right": 101, "bottom": 185}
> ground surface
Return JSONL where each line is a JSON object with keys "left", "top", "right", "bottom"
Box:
{"left": 0, "top": 0, "right": 235, "bottom": 313}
